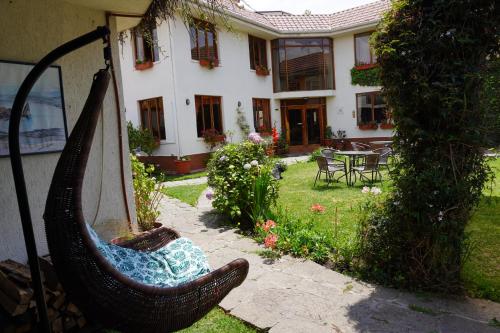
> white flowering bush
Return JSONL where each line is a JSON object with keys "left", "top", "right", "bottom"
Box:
{"left": 207, "top": 141, "right": 278, "bottom": 229}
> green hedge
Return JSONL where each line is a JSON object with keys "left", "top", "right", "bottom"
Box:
{"left": 350, "top": 66, "right": 381, "bottom": 86}
{"left": 357, "top": 0, "right": 499, "bottom": 292}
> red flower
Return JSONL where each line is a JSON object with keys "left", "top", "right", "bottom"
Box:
{"left": 272, "top": 126, "right": 279, "bottom": 145}
{"left": 264, "top": 234, "right": 278, "bottom": 249}
{"left": 310, "top": 203, "right": 325, "bottom": 213}
{"left": 262, "top": 219, "right": 276, "bottom": 232}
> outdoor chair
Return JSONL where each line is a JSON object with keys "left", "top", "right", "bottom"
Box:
{"left": 314, "top": 156, "right": 348, "bottom": 187}
{"left": 352, "top": 153, "right": 381, "bottom": 184}
{"left": 373, "top": 147, "right": 392, "bottom": 172}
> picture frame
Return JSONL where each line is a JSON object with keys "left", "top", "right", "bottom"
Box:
{"left": 0, "top": 60, "right": 68, "bottom": 157}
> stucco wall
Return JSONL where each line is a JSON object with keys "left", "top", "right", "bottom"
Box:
{"left": 120, "top": 17, "right": 392, "bottom": 158}
{"left": 329, "top": 30, "right": 393, "bottom": 138}
{"left": 0, "top": 0, "right": 136, "bottom": 262}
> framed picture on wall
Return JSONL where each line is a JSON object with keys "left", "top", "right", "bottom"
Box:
{"left": 0, "top": 60, "right": 68, "bottom": 157}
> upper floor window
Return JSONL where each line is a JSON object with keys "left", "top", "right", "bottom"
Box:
{"left": 248, "top": 35, "right": 268, "bottom": 70}
{"left": 271, "top": 38, "right": 334, "bottom": 92}
{"left": 139, "top": 97, "right": 165, "bottom": 141}
{"left": 195, "top": 95, "right": 223, "bottom": 137}
{"left": 133, "top": 28, "right": 159, "bottom": 64}
{"left": 356, "top": 92, "right": 386, "bottom": 125}
{"left": 190, "top": 19, "right": 218, "bottom": 61}
{"left": 252, "top": 98, "right": 271, "bottom": 132}
{"left": 354, "top": 32, "right": 377, "bottom": 66}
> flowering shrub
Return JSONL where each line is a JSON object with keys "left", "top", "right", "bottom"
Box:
{"left": 207, "top": 141, "right": 278, "bottom": 228}
{"left": 131, "top": 154, "right": 164, "bottom": 231}
{"left": 254, "top": 208, "right": 333, "bottom": 263}
{"left": 248, "top": 132, "right": 264, "bottom": 144}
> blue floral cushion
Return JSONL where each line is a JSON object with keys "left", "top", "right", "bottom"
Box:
{"left": 85, "top": 224, "right": 211, "bottom": 287}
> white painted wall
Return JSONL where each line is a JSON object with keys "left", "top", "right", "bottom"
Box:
{"left": 0, "top": 0, "right": 136, "bottom": 262}
{"left": 121, "top": 17, "right": 276, "bottom": 157}
{"left": 120, "top": 17, "right": 392, "bottom": 158}
{"left": 330, "top": 30, "right": 393, "bottom": 138}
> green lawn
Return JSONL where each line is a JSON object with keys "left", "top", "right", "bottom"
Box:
{"left": 462, "top": 158, "right": 500, "bottom": 302}
{"left": 277, "top": 158, "right": 500, "bottom": 302}
{"left": 164, "top": 184, "right": 207, "bottom": 206}
{"left": 162, "top": 170, "right": 207, "bottom": 182}
{"left": 179, "top": 308, "right": 257, "bottom": 333}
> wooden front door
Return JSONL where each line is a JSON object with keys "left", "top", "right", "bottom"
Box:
{"left": 281, "top": 98, "right": 326, "bottom": 148}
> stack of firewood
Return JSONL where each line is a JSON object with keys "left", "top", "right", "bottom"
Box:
{"left": 0, "top": 256, "right": 87, "bottom": 332}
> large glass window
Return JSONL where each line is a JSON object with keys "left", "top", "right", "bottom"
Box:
{"left": 190, "top": 19, "right": 218, "bottom": 61}
{"left": 354, "top": 32, "right": 377, "bottom": 66}
{"left": 252, "top": 98, "right": 271, "bottom": 132}
{"left": 248, "top": 35, "right": 268, "bottom": 70}
{"left": 139, "top": 97, "right": 165, "bottom": 141}
{"left": 133, "top": 27, "right": 159, "bottom": 63}
{"left": 195, "top": 96, "right": 223, "bottom": 137}
{"left": 356, "top": 92, "right": 387, "bottom": 125}
{"left": 271, "top": 38, "right": 334, "bottom": 92}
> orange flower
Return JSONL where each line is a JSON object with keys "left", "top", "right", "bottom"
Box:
{"left": 264, "top": 234, "right": 278, "bottom": 249}
{"left": 310, "top": 203, "right": 325, "bottom": 213}
{"left": 262, "top": 219, "right": 276, "bottom": 232}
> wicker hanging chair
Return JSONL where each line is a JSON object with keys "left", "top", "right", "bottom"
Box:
{"left": 40, "top": 59, "right": 248, "bottom": 332}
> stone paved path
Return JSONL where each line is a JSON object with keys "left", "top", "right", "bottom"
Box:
{"left": 158, "top": 192, "right": 500, "bottom": 333}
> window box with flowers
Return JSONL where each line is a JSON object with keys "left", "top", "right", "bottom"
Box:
{"left": 174, "top": 156, "right": 192, "bottom": 175}
{"left": 199, "top": 58, "right": 219, "bottom": 69}
{"left": 380, "top": 123, "right": 395, "bottom": 129}
{"left": 255, "top": 65, "right": 270, "bottom": 76}
{"left": 358, "top": 122, "right": 378, "bottom": 130}
{"left": 135, "top": 60, "right": 154, "bottom": 71}
{"left": 202, "top": 129, "right": 226, "bottom": 151}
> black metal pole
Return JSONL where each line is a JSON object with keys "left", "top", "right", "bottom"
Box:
{"left": 8, "top": 26, "right": 110, "bottom": 333}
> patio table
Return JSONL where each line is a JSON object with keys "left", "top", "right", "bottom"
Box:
{"left": 335, "top": 150, "right": 376, "bottom": 186}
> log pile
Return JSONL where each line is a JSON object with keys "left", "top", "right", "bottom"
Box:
{"left": 0, "top": 256, "right": 87, "bottom": 332}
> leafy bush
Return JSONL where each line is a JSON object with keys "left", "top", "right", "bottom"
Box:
{"left": 308, "top": 148, "right": 322, "bottom": 162}
{"left": 131, "top": 155, "right": 164, "bottom": 231}
{"left": 127, "top": 121, "right": 156, "bottom": 155}
{"left": 350, "top": 66, "right": 381, "bottom": 86}
{"left": 207, "top": 141, "right": 278, "bottom": 228}
{"left": 361, "top": 0, "right": 499, "bottom": 292}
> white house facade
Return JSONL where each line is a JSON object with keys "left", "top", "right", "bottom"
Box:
{"left": 120, "top": 0, "right": 392, "bottom": 172}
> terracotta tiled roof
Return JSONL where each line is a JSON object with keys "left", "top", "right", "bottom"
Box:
{"left": 220, "top": 0, "right": 390, "bottom": 33}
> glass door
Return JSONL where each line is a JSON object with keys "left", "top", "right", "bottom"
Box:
{"left": 288, "top": 108, "right": 303, "bottom": 146}
{"left": 306, "top": 108, "right": 321, "bottom": 144}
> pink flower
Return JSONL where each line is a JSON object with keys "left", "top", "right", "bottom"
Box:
{"left": 264, "top": 234, "right": 278, "bottom": 249}
{"left": 310, "top": 203, "right": 325, "bottom": 213}
{"left": 248, "top": 132, "right": 264, "bottom": 144}
{"left": 262, "top": 219, "right": 276, "bottom": 232}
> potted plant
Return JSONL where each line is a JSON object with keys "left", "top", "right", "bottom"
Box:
{"left": 380, "top": 110, "right": 395, "bottom": 129}
{"left": 135, "top": 59, "right": 154, "bottom": 71}
{"left": 332, "top": 129, "right": 347, "bottom": 150}
{"left": 174, "top": 156, "right": 191, "bottom": 174}
{"left": 322, "top": 126, "right": 334, "bottom": 146}
{"left": 255, "top": 64, "right": 270, "bottom": 76}
{"left": 199, "top": 58, "right": 219, "bottom": 69}
{"left": 358, "top": 122, "right": 378, "bottom": 130}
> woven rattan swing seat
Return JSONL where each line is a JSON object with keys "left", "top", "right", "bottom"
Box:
{"left": 43, "top": 69, "right": 249, "bottom": 332}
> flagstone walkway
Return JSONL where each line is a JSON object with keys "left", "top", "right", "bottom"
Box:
{"left": 157, "top": 192, "right": 500, "bottom": 333}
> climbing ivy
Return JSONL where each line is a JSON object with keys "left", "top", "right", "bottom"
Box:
{"left": 350, "top": 66, "right": 381, "bottom": 86}
{"left": 356, "top": 0, "right": 499, "bottom": 292}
